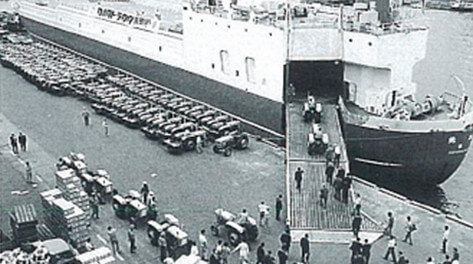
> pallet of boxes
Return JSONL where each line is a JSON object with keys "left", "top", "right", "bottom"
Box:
{"left": 40, "top": 168, "right": 91, "bottom": 250}
{"left": 9, "top": 204, "right": 38, "bottom": 244}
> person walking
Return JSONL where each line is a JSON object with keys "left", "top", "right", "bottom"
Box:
{"left": 442, "top": 225, "right": 450, "bottom": 254}
{"left": 18, "top": 132, "right": 27, "bottom": 152}
{"left": 214, "top": 240, "right": 223, "bottom": 258}
{"left": 82, "top": 107, "right": 90, "bottom": 126}
{"left": 294, "top": 167, "right": 304, "bottom": 192}
{"left": 196, "top": 136, "right": 203, "bottom": 153}
{"left": 85, "top": 238, "right": 94, "bottom": 251}
{"left": 277, "top": 248, "right": 288, "bottom": 264}
{"left": 383, "top": 235, "right": 397, "bottom": 263}
{"left": 90, "top": 193, "right": 99, "bottom": 219}
{"left": 231, "top": 240, "right": 250, "bottom": 264}
{"left": 341, "top": 171, "right": 351, "bottom": 203}
{"left": 275, "top": 195, "right": 283, "bottom": 221}
{"left": 333, "top": 175, "right": 343, "bottom": 201}
{"left": 402, "top": 215, "right": 415, "bottom": 245}
{"left": 221, "top": 242, "right": 231, "bottom": 264}
{"left": 351, "top": 204, "right": 362, "bottom": 238}
{"left": 107, "top": 226, "right": 120, "bottom": 256}
{"left": 280, "top": 229, "right": 291, "bottom": 252}
{"left": 384, "top": 212, "right": 395, "bottom": 237}
{"left": 319, "top": 184, "right": 329, "bottom": 208}
{"left": 158, "top": 232, "right": 168, "bottom": 262}
{"left": 354, "top": 193, "right": 361, "bottom": 209}
{"left": 102, "top": 118, "right": 109, "bottom": 136}
{"left": 141, "top": 181, "right": 150, "bottom": 204}
{"left": 300, "top": 233, "right": 310, "bottom": 264}
{"left": 128, "top": 224, "right": 137, "bottom": 253}
{"left": 256, "top": 242, "right": 265, "bottom": 264}
{"left": 334, "top": 145, "right": 341, "bottom": 167}
{"left": 258, "top": 201, "right": 270, "bottom": 228}
{"left": 349, "top": 237, "right": 362, "bottom": 264}
{"left": 25, "top": 161, "right": 33, "bottom": 183}
{"left": 199, "top": 229, "right": 208, "bottom": 261}
{"left": 325, "top": 162, "right": 335, "bottom": 185}
{"left": 361, "top": 239, "right": 371, "bottom": 264}
{"left": 325, "top": 145, "right": 335, "bottom": 166}
{"left": 10, "top": 133, "right": 18, "bottom": 154}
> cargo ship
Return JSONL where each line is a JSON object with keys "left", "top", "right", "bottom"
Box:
{"left": 10, "top": 0, "right": 473, "bottom": 184}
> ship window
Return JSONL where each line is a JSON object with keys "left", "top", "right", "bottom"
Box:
{"left": 235, "top": 70, "right": 239, "bottom": 77}
{"left": 368, "top": 42, "right": 372, "bottom": 46}
{"left": 78, "top": 23, "right": 81, "bottom": 28}
{"left": 128, "top": 36, "right": 131, "bottom": 42}
{"left": 183, "top": 6, "right": 188, "bottom": 10}
{"left": 245, "top": 57, "right": 256, "bottom": 83}
{"left": 349, "top": 38, "right": 353, "bottom": 42}
{"left": 245, "top": 28, "right": 248, "bottom": 32}
{"left": 220, "top": 50, "right": 230, "bottom": 75}
{"left": 101, "top": 29, "right": 105, "bottom": 34}
{"left": 227, "top": 25, "right": 231, "bottom": 29}
{"left": 159, "top": 46, "right": 162, "bottom": 52}
{"left": 215, "top": 22, "right": 218, "bottom": 26}
{"left": 189, "top": 16, "right": 192, "bottom": 20}
{"left": 211, "top": 63, "right": 215, "bottom": 69}
{"left": 269, "top": 32, "right": 272, "bottom": 36}
{"left": 201, "top": 19, "right": 204, "bottom": 22}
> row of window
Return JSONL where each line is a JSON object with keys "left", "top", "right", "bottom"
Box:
{"left": 218, "top": 50, "right": 256, "bottom": 83}
{"left": 188, "top": 16, "right": 273, "bottom": 37}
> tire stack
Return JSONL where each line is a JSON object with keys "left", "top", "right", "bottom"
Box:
{"left": 9, "top": 204, "right": 38, "bottom": 244}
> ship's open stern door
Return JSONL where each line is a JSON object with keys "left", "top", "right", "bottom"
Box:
{"left": 284, "top": 60, "right": 344, "bottom": 102}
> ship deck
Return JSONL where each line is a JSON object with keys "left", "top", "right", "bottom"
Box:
{"left": 287, "top": 99, "right": 381, "bottom": 234}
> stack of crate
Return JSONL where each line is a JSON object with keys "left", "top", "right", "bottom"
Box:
{"left": 9, "top": 204, "right": 38, "bottom": 244}
{"left": 49, "top": 198, "right": 89, "bottom": 249}
{"left": 55, "top": 169, "right": 91, "bottom": 223}
{"left": 40, "top": 188, "right": 63, "bottom": 225}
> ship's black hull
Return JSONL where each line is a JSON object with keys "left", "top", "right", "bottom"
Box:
{"left": 341, "top": 117, "right": 472, "bottom": 185}
{"left": 20, "top": 17, "right": 285, "bottom": 137}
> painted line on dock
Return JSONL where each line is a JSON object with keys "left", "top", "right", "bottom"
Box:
{"left": 35, "top": 173, "right": 43, "bottom": 183}
{"left": 96, "top": 234, "right": 108, "bottom": 245}
{"left": 31, "top": 34, "right": 285, "bottom": 140}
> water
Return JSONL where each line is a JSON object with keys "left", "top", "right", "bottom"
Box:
{"left": 402, "top": 10, "right": 473, "bottom": 221}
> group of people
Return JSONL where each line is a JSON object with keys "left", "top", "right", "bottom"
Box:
{"left": 9, "top": 132, "right": 27, "bottom": 154}
{"left": 106, "top": 224, "right": 137, "bottom": 255}
{"left": 325, "top": 144, "right": 352, "bottom": 204}
{"left": 81, "top": 107, "right": 110, "bottom": 137}
{"left": 378, "top": 211, "right": 461, "bottom": 264}
{"left": 8, "top": 132, "right": 33, "bottom": 184}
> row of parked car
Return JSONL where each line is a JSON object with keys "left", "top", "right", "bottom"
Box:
{"left": 0, "top": 42, "right": 107, "bottom": 94}
{"left": 0, "top": 40, "right": 251, "bottom": 156}
{"left": 104, "top": 73, "right": 250, "bottom": 156}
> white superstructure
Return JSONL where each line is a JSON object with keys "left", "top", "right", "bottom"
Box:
{"left": 16, "top": 0, "right": 428, "bottom": 115}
